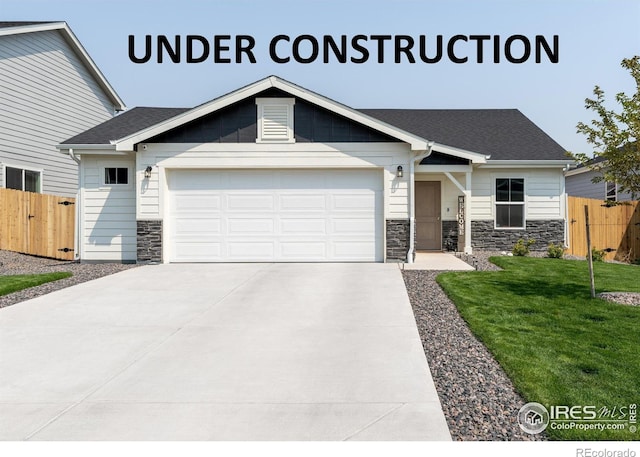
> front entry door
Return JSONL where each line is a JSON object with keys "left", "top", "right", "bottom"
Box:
{"left": 416, "top": 181, "right": 441, "bottom": 250}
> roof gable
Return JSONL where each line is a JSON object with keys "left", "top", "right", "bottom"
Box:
{"left": 114, "top": 76, "right": 429, "bottom": 151}
{"left": 0, "top": 21, "right": 125, "bottom": 111}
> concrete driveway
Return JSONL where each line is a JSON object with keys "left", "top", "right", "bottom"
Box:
{"left": 0, "top": 263, "right": 450, "bottom": 440}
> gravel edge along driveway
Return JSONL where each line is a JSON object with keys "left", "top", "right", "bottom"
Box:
{"left": 0, "top": 250, "right": 137, "bottom": 309}
{"left": 402, "top": 252, "right": 543, "bottom": 441}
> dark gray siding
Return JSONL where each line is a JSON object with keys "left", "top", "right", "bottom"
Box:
{"left": 566, "top": 170, "right": 636, "bottom": 201}
{"left": 148, "top": 98, "right": 256, "bottom": 143}
{"left": 295, "top": 99, "right": 399, "bottom": 143}
{"left": 420, "top": 151, "right": 469, "bottom": 166}
{"left": 147, "top": 88, "right": 399, "bottom": 144}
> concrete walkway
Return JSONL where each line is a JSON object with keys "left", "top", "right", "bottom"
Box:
{"left": 401, "top": 252, "right": 475, "bottom": 271}
{"left": 0, "top": 263, "right": 450, "bottom": 441}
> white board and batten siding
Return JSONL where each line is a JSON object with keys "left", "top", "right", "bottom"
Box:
{"left": 80, "top": 156, "right": 136, "bottom": 261}
{"left": 0, "top": 29, "right": 117, "bottom": 197}
{"left": 470, "top": 168, "right": 565, "bottom": 221}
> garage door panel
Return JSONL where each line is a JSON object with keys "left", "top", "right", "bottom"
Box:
{"left": 279, "top": 194, "right": 326, "bottom": 211}
{"left": 225, "top": 171, "right": 275, "bottom": 189}
{"left": 332, "top": 241, "right": 377, "bottom": 260}
{"left": 227, "top": 194, "right": 275, "bottom": 211}
{"left": 170, "top": 171, "right": 222, "bottom": 190}
{"left": 173, "top": 194, "right": 221, "bottom": 211}
{"left": 169, "top": 170, "right": 382, "bottom": 262}
{"left": 227, "top": 218, "right": 274, "bottom": 234}
{"left": 333, "top": 193, "right": 378, "bottom": 211}
{"left": 280, "top": 218, "right": 326, "bottom": 234}
{"left": 280, "top": 242, "right": 326, "bottom": 259}
{"left": 175, "top": 217, "right": 222, "bottom": 234}
{"left": 176, "top": 242, "right": 222, "bottom": 260}
{"left": 332, "top": 218, "right": 376, "bottom": 234}
{"left": 329, "top": 171, "right": 383, "bottom": 190}
{"left": 280, "top": 171, "right": 327, "bottom": 189}
{"left": 228, "top": 242, "right": 275, "bottom": 259}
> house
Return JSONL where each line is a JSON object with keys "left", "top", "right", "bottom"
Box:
{"left": 58, "top": 76, "right": 571, "bottom": 263}
{"left": 565, "top": 157, "right": 637, "bottom": 202}
{"left": 0, "top": 21, "right": 125, "bottom": 198}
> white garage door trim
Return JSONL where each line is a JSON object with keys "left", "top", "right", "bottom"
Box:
{"left": 167, "top": 169, "right": 383, "bottom": 262}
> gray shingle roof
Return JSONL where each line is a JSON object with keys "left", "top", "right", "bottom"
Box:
{"left": 61, "top": 104, "right": 568, "bottom": 161}
{"left": 0, "top": 21, "right": 57, "bottom": 28}
{"left": 61, "top": 107, "right": 189, "bottom": 145}
{"left": 359, "top": 109, "right": 567, "bottom": 160}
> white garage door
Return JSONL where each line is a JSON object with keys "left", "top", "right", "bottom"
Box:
{"left": 168, "top": 169, "right": 383, "bottom": 262}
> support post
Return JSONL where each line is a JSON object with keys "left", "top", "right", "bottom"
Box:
{"left": 585, "top": 205, "right": 596, "bottom": 298}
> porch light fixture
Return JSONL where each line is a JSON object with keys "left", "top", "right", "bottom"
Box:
{"left": 396, "top": 165, "right": 403, "bottom": 178}
{"left": 144, "top": 166, "right": 153, "bottom": 178}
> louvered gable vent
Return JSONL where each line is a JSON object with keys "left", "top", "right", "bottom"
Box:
{"left": 256, "top": 98, "right": 295, "bottom": 143}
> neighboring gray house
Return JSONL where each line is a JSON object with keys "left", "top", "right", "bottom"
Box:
{"left": 0, "top": 21, "right": 125, "bottom": 198}
{"left": 565, "top": 157, "right": 636, "bottom": 202}
{"left": 59, "top": 76, "right": 572, "bottom": 263}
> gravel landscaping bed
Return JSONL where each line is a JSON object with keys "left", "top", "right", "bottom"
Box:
{"left": 402, "top": 252, "right": 543, "bottom": 441}
{"left": 0, "top": 250, "right": 137, "bottom": 309}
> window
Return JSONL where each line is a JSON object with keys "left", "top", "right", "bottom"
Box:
{"left": 105, "top": 167, "right": 128, "bottom": 185}
{"left": 495, "top": 178, "right": 525, "bottom": 228}
{"left": 256, "top": 98, "right": 295, "bottom": 143}
{"left": 605, "top": 181, "right": 617, "bottom": 201}
{"left": 5, "top": 166, "right": 41, "bottom": 193}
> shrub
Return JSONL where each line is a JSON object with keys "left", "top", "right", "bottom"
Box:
{"left": 588, "top": 247, "right": 606, "bottom": 262}
{"left": 547, "top": 243, "right": 565, "bottom": 259}
{"left": 512, "top": 238, "right": 535, "bottom": 256}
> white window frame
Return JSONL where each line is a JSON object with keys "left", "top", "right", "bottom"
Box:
{"left": 101, "top": 165, "right": 131, "bottom": 188}
{"left": 494, "top": 176, "right": 526, "bottom": 230}
{"left": 605, "top": 181, "right": 617, "bottom": 201}
{"left": 255, "top": 97, "right": 295, "bottom": 144}
{"left": 1, "top": 163, "right": 43, "bottom": 193}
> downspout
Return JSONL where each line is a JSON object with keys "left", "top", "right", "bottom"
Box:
{"left": 407, "top": 141, "right": 435, "bottom": 263}
{"left": 68, "top": 149, "right": 81, "bottom": 261}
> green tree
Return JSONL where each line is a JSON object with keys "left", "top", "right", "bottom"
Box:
{"left": 572, "top": 56, "right": 640, "bottom": 197}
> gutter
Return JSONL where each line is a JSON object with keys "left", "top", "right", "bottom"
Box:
{"left": 407, "top": 141, "right": 434, "bottom": 263}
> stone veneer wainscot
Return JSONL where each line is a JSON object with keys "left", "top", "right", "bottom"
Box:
{"left": 471, "top": 220, "right": 564, "bottom": 251}
{"left": 386, "top": 219, "right": 410, "bottom": 262}
{"left": 137, "top": 220, "right": 163, "bottom": 263}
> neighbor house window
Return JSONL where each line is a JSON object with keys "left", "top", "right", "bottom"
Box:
{"left": 104, "top": 167, "right": 128, "bottom": 185}
{"left": 605, "top": 181, "right": 617, "bottom": 201}
{"left": 5, "top": 166, "right": 41, "bottom": 193}
{"left": 495, "top": 178, "right": 525, "bottom": 228}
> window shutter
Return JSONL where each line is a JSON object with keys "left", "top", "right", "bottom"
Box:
{"left": 262, "top": 105, "right": 290, "bottom": 141}
{"left": 256, "top": 98, "right": 295, "bottom": 143}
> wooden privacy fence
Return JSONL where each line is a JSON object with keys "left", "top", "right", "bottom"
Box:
{"left": 567, "top": 196, "right": 640, "bottom": 262}
{"left": 0, "top": 188, "right": 76, "bottom": 261}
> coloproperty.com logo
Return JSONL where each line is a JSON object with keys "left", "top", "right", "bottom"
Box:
{"left": 518, "top": 402, "right": 637, "bottom": 434}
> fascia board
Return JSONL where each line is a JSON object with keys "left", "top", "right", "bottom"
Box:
{"left": 115, "top": 79, "right": 274, "bottom": 151}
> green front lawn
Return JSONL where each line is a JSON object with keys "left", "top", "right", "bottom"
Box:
{"left": 437, "top": 257, "right": 640, "bottom": 440}
{"left": 0, "top": 272, "right": 72, "bottom": 297}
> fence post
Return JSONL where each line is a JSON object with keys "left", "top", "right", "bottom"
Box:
{"left": 585, "top": 205, "right": 596, "bottom": 298}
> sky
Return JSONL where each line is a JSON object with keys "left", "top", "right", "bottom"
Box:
{"left": 3, "top": 0, "right": 639, "bottom": 155}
